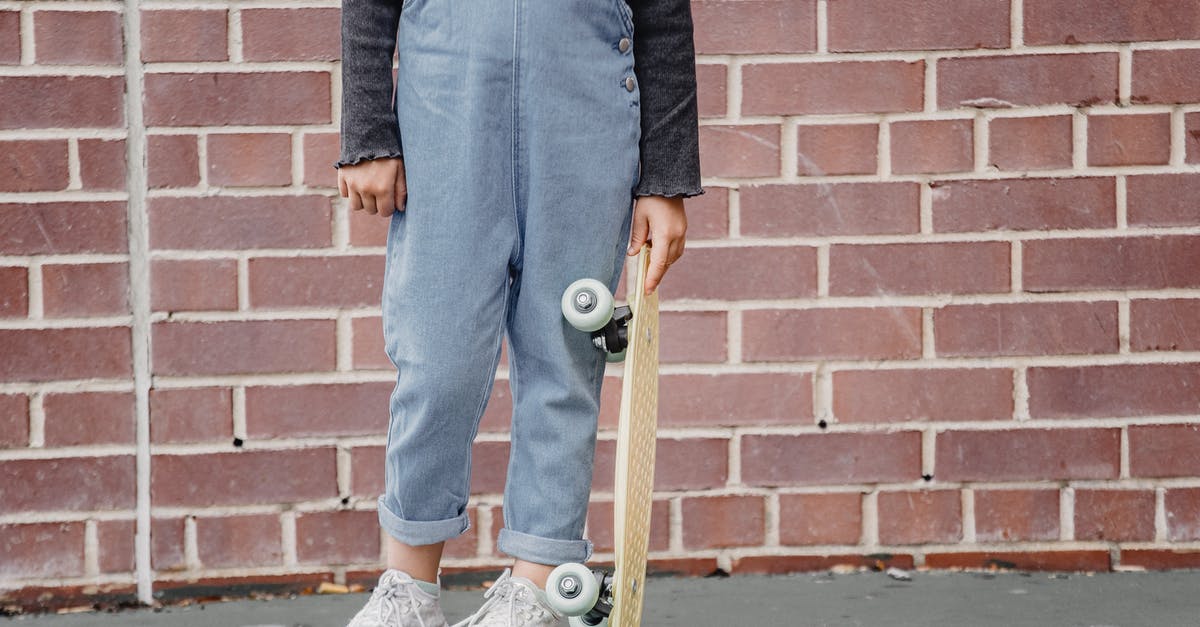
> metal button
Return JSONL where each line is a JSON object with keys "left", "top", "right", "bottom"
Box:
{"left": 625, "top": 76, "right": 635, "bottom": 91}
{"left": 619, "top": 37, "right": 631, "bottom": 53}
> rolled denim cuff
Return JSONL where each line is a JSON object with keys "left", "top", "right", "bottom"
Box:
{"left": 377, "top": 493, "right": 471, "bottom": 546}
{"left": 496, "top": 527, "right": 594, "bottom": 565}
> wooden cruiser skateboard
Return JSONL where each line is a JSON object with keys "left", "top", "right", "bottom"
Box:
{"left": 547, "top": 243, "right": 660, "bottom": 627}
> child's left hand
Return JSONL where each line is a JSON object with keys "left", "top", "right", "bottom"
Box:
{"left": 627, "top": 194, "right": 687, "bottom": 295}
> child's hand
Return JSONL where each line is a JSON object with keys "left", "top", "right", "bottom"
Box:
{"left": 337, "top": 157, "right": 407, "bottom": 217}
{"left": 627, "top": 194, "right": 687, "bottom": 296}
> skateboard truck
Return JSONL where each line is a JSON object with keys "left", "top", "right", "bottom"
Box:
{"left": 546, "top": 564, "right": 614, "bottom": 626}
{"left": 561, "top": 279, "right": 632, "bottom": 363}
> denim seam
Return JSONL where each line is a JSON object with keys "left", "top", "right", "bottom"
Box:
{"left": 510, "top": 0, "right": 525, "bottom": 271}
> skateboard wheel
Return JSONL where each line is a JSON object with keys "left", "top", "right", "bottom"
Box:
{"left": 562, "top": 279, "right": 614, "bottom": 333}
{"left": 545, "top": 562, "right": 599, "bottom": 617}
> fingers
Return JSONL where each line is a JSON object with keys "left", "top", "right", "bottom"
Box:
{"left": 393, "top": 164, "right": 408, "bottom": 214}
{"left": 628, "top": 208, "right": 649, "bottom": 256}
{"left": 643, "top": 240, "right": 670, "bottom": 295}
{"left": 338, "top": 171, "right": 348, "bottom": 198}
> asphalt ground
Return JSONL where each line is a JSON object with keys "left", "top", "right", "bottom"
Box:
{"left": 5, "top": 569, "right": 1200, "bottom": 626}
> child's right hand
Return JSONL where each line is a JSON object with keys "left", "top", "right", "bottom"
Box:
{"left": 337, "top": 157, "right": 407, "bottom": 217}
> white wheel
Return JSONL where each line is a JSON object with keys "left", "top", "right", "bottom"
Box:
{"left": 545, "top": 562, "right": 599, "bottom": 617}
{"left": 562, "top": 279, "right": 614, "bottom": 333}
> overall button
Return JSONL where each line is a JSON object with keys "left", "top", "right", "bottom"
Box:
{"left": 618, "top": 37, "right": 631, "bottom": 53}
{"left": 624, "top": 76, "right": 635, "bottom": 91}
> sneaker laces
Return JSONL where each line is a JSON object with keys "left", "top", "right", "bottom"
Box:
{"left": 368, "top": 570, "right": 434, "bottom": 627}
{"left": 460, "top": 570, "right": 561, "bottom": 626}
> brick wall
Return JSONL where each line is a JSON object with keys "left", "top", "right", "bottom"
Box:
{"left": 3, "top": 0, "right": 1200, "bottom": 612}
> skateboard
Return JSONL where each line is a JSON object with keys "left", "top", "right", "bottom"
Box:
{"left": 546, "top": 243, "right": 660, "bottom": 627}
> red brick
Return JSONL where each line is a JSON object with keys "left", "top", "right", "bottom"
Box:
{"left": 1128, "top": 174, "right": 1200, "bottom": 226}
{"left": 682, "top": 495, "right": 765, "bottom": 549}
{"left": 78, "top": 138, "right": 127, "bottom": 191}
{"left": 153, "top": 319, "right": 336, "bottom": 376}
{"left": 150, "top": 387, "right": 233, "bottom": 444}
{"left": 742, "top": 431, "right": 922, "bottom": 486}
{"left": 248, "top": 255, "right": 383, "bottom": 309}
{"left": 660, "top": 311, "right": 726, "bottom": 363}
{"left": 935, "top": 428, "right": 1120, "bottom": 481}
{"left": 1, "top": 201, "right": 127, "bottom": 254}
{"left": 0, "top": 327, "right": 131, "bottom": 382}
{"left": 0, "top": 76, "right": 124, "bottom": 128}
{"left": 296, "top": 510, "right": 379, "bottom": 565}
{"left": 744, "top": 61, "right": 924, "bottom": 115}
{"left": 1121, "top": 549, "right": 1200, "bottom": 570}
{"left": 0, "top": 394, "right": 28, "bottom": 448}
{"left": 939, "top": 54, "right": 1118, "bottom": 108}
{"left": 1165, "top": 488, "right": 1200, "bottom": 541}
{"left": 0, "top": 266, "right": 27, "bottom": 318}
{"left": 795, "top": 124, "right": 878, "bottom": 176}
{"left": 698, "top": 124, "right": 780, "bottom": 178}
{"left": 692, "top": 0, "right": 815, "bottom": 54}
{"left": 988, "top": 115, "right": 1074, "bottom": 171}
{"left": 696, "top": 63, "right": 726, "bottom": 118}
{"left": 141, "top": 9, "right": 228, "bottom": 62}
{"left": 42, "top": 262, "right": 129, "bottom": 317}
{"left": 592, "top": 437, "right": 728, "bottom": 492}
{"left": 1189, "top": 113, "right": 1200, "bottom": 164}
{"left": 833, "top": 368, "right": 1013, "bottom": 423}
{"left": 1129, "top": 424, "right": 1200, "bottom": 478}
{"left": 779, "top": 493, "right": 862, "bottom": 545}
{"left": 878, "top": 490, "right": 961, "bottom": 545}
{"left": 1132, "top": 299, "right": 1200, "bottom": 352}
{"left": 936, "top": 301, "right": 1118, "bottom": 358}
{"left": 1027, "top": 0, "right": 1200, "bottom": 43}
{"left": 350, "top": 444, "right": 381, "bottom": 497}
{"left": 303, "top": 132, "right": 339, "bottom": 188}
{"left": 829, "top": 0, "right": 1008, "bottom": 51}
{"left": 144, "top": 72, "right": 330, "bottom": 126}
{"left": 469, "top": 441, "right": 510, "bottom": 494}
{"left": 0, "top": 456, "right": 135, "bottom": 512}
{"left": 586, "top": 500, "right": 669, "bottom": 553}
{"left": 0, "top": 522, "right": 85, "bottom": 579}
{"left": 672, "top": 185, "right": 728, "bottom": 240}
{"left": 149, "top": 195, "right": 332, "bottom": 250}
{"left": 152, "top": 448, "right": 338, "bottom": 506}
{"left": 891, "top": 119, "right": 974, "bottom": 174}
{"left": 34, "top": 11, "right": 122, "bottom": 65}
{"left": 347, "top": 204, "right": 393, "bottom": 246}
{"left": 932, "top": 177, "right": 1115, "bottom": 232}
{"left": 443, "top": 507, "right": 479, "bottom": 559}
{"left": 1088, "top": 113, "right": 1170, "bottom": 166}
{"left": 152, "top": 517, "right": 186, "bottom": 571}
{"left": 43, "top": 391, "right": 135, "bottom": 447}
{"left": 1133, "top": 49, "right": 1200, "bottom": 103}
{"left": 196, "top": 513, "right": 282, "bottom": 568}
{"left": 659, "top": 373, "right": 812, "bottom": 427}
{"left": 1075, "top": 489, "right": 1155, "bottom": 542}
{"left": 151, "top": 258, "right": 238, "bottom": 312}
{"left": 741, "top": 182, "right": 918, "bottom": 237}
{"left": 243, "top": 8, "right": 340, "bottom": 61}
{"left": 732, "top": 554, "right": 914, "bottom": 574}
{"left": 830, "top": 241, "right": 1009, "bottom": 296}
{"left": 245, "top": 382, "right": 391, "bottom": 438}
{"left": 743, "top": 308, "right": 922, "bottom": 361}
{"left": 0, "top": 11, "right": 17, "bottom": 63}
{"left": 1030, "top": 363, "right": 1200, "bottom": 419}
{"left": 147, "top": 135, "right": 200, "bottom": 188}
{"left": 97, "top": 519, "right": 135, "bottom": 574}
{"left": 658, "top": 246, "right": 815, "bottom": 300}
{"left": 352, "top": 316, "right": 390, "bottom": 369}
{"left": 925, "top": 550, "right": 1109, "bottom": 571}
{"left": 1024, "top": 236, "right": 1200, "bottom": 291}
{"left": 207, "top": 133, "right": 293, "bottom": 187}
{"left": 974, "top": 489, "right": 1060, "bottom": 542}
{"left": 0, "top": 140, "right": 68, "bottom": 192}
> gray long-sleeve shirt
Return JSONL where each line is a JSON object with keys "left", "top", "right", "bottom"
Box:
{"left": 335, "top": 0, "right": 704, "bottom": 199}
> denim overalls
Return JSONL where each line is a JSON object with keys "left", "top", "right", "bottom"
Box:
{"left": 377, "top": 0, "right": 641, "bottom": 565}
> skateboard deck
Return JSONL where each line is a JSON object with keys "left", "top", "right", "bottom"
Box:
{"left": 609, "top": 243, "right": 659, "bottom": 627}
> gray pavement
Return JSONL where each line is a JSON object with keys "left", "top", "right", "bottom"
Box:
{"left": 5, "top": 570, "right": 1200, "bottom": 626}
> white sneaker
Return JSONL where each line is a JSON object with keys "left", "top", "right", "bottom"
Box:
{"left": 347, "top": 568, "right": 450, "bottom": 627}
{"left": 452, "top": 568, "right": 564, "bottom": 626}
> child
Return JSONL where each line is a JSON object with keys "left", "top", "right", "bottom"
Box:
{"left": 335, "top": 0, "right": 702, "bottom": 624}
